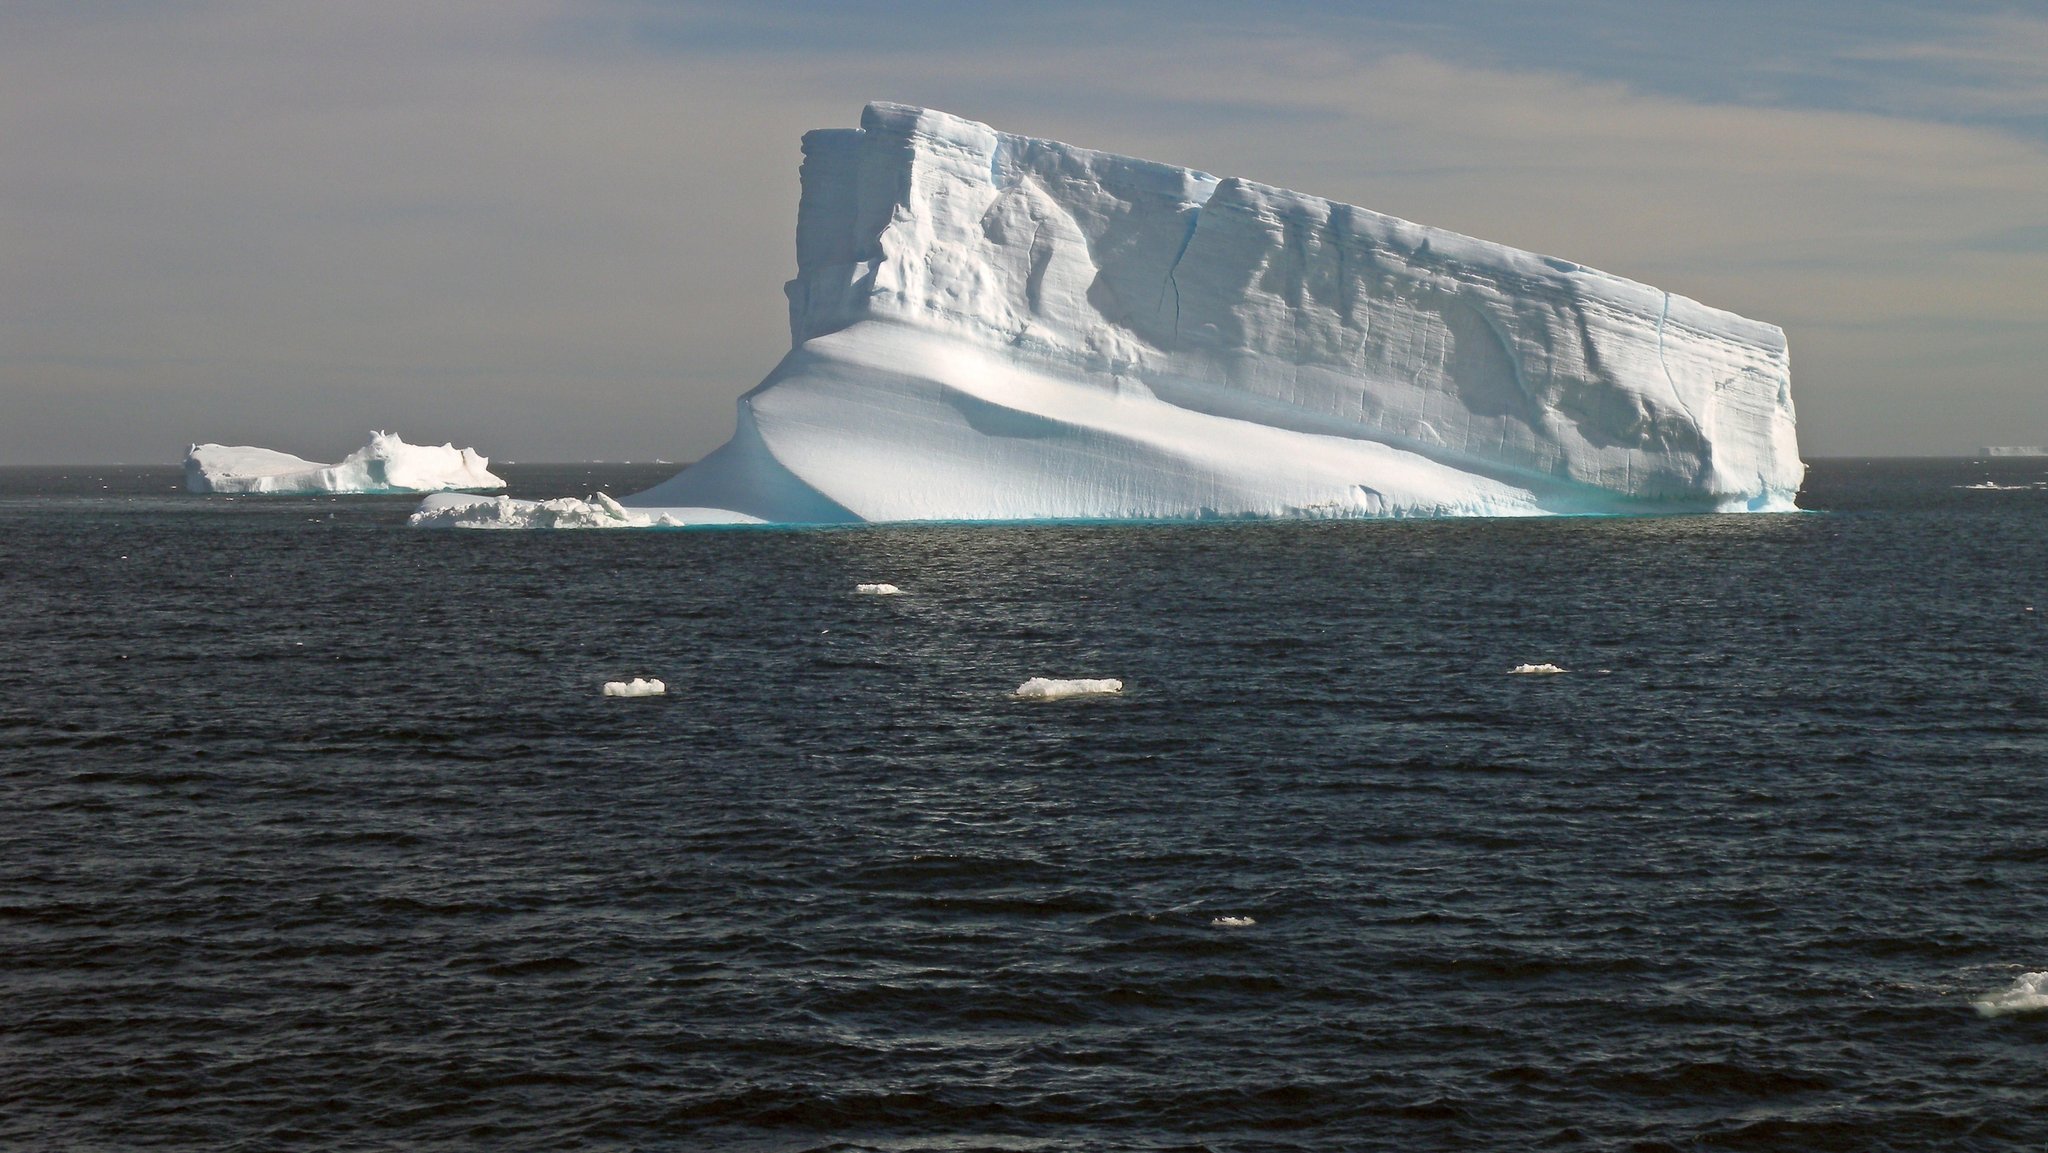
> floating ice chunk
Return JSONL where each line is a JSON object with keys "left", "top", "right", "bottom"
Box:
{"left": 855, "top": 583, "right": 902, "bottom": 595}
{"left": 1014, "top": 677, "right": 1123, "bottom": 699}
{"left": 1211, "top": 915, "right": 1257, "bottom": 928}
{"left": 408, "top": 491, "right": 762, "bottom": 529}
{"left": 1509, "top": 663, "right": 1569, "bottom": 675}
{"left": 186, "top": 431, "right": 504, "bottom": 494}
{"left": 1973, "top": 971, "right": 2048, "bottom": 1017}
{"left": 1973, "top": 972, "right": 2048, "bottom": 1016}
{"left": 602, "top": 678, "right": 666, "bottom": 698}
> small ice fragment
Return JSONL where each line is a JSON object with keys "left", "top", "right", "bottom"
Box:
{"left": 1013, "top": 677, "right": 1123, "bottom": 699}
{"left": 602, "top": 678, "right": 666, "bottom": 698}
{"left": 1509, "top": 663, "right": 1568, "bottom": 675}
{"left": 855, "top": 583, "right": 902, "bottom": 595}
{"left": 1212, "top": 915, "right": 1257, "bottom": 928}
{"left": 1973, "top": 971, "right": 2048, "bottom": 1017}
{"left": 1973, "top": 971, "right": 2048, "bottom": 1016}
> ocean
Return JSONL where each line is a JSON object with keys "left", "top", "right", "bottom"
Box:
{"left": 3, "top": 458, "right": 2045, "bottom": 1151}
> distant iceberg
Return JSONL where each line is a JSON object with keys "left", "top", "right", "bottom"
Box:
{"left": 188, "top": 431, "right": 505, "bottom": 494}
{"left": 419, "top": 102, "right": 1801, "bottom": 528}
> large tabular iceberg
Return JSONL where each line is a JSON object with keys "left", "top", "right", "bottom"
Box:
{"left": 188, "top": 431, "right": 505, "bottom": 494}
{"left": 421, "top": 102, "right": 1800, "bottom": 527}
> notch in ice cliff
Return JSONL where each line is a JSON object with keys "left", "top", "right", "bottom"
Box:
{"left": 424, "top": 102, "right": 1802, "bottom": 528}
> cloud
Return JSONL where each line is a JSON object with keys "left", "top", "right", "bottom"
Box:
{"left": 1, "top": 1, "right": 2044, "bottom": 462}
{"left": 1835, "top": 10, "right": 2048, "bottom": 121}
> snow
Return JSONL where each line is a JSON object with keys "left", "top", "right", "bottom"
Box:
{"left": 427, "top": 102, "right": 1802, "bottom": 527}
{"left": 1014, "top": 677, "right": 1123, "bottom": 699}
{"left": 188, "top": 431, "right": 503, "bottom": 494}
{"left": 602, "top": 678, "right": 666, "bottom": 697}
{"left": 1973, "top": 971, "right": 2048, "bottom": 1017}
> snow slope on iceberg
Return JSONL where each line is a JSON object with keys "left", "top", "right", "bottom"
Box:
{"left": 189, "top": 431, "right": 505, "bottom": 494}
{"left": 424, "top": 102, "right": 1800, "bottom": 527}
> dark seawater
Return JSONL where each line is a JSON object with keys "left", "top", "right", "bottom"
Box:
{"left": 3, "top": 459, "right": 2047, "bottom": 1152}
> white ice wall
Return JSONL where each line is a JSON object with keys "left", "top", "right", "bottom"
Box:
{"left": 630, "top": 102, "right": 1802, "bottom": 523}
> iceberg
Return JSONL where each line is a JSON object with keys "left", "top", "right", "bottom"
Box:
{"left": 188, "top": 431, "right": 504, "bottom": 494}
{"left": 423, "top": 102, "right": 1800, "bottom": 528}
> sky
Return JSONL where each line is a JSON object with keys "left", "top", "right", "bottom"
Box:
{"left": 3, "top": 0, "right": 2045, "bottom": 464}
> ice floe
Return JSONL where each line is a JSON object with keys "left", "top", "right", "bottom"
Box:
{"left": 602, "top": 678, "right": 666, "bottom": 698}
{"left": 409, "top": 491, "right": 763, "bottom": 529}
{"left": 1973, "top": 971, "right": 2048, "bottom": 1017}
{"left": 1014, "top": 677, "right": 1124, "bottom": 699}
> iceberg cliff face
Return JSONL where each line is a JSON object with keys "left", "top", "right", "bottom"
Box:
{"left": 625, "top": 102, "right": 1799, "bottom": 523}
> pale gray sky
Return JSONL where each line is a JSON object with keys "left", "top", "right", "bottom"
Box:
{"left": 4, "top": 1, "right": 2045, "bottom": 464}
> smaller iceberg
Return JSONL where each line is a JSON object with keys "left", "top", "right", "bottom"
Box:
{"left": 855, "top": 583, "right": 902, "bottom": 595}
{"left": 602, "top": 678, "right": 666, "bottom": 698}
{"left": 1014, "top": 677, "right": 1123, "bottom": 700}
{"left": 186, "top": 431, "right": 505, "bottom": 494}
{"left": 1509, "top": 663, "right": 1569, "bottom": 675}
